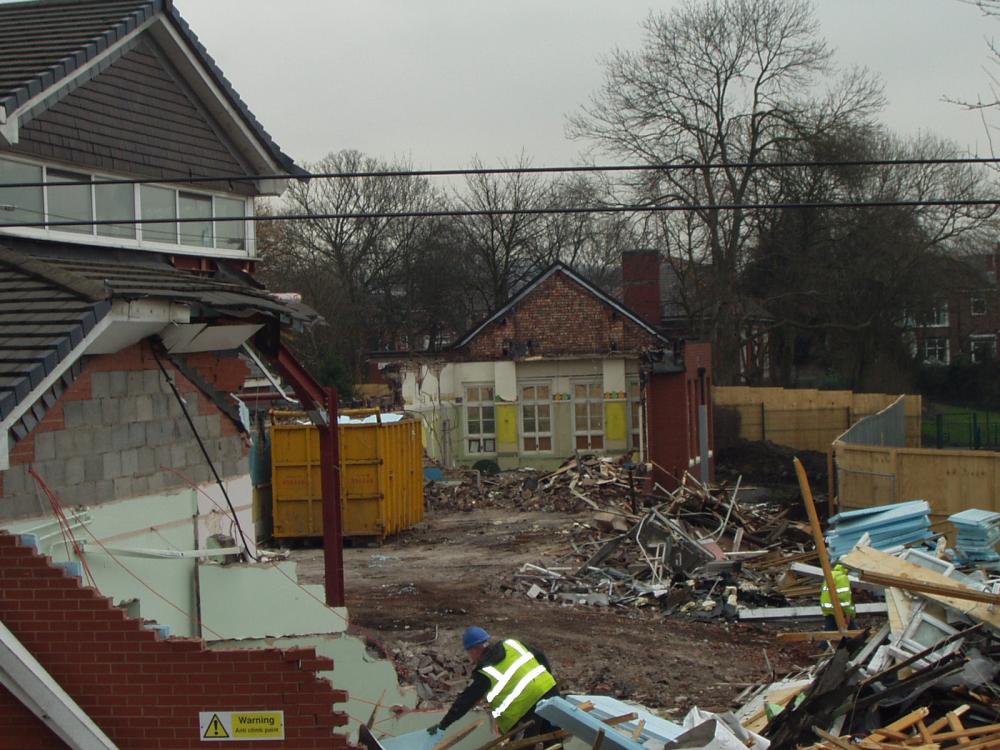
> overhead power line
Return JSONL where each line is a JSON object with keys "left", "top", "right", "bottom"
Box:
{"left": 0, "top": 155, "right": 998, "bottom": 189}
{"left": 1, "top": 196, "right": 998, "bottom": 230}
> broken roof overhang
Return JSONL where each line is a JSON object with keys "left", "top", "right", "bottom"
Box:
{"left": 3, "top": 240, "right": 320, "bottom": 327}
{"left": 0, "top": 240, "right": 318, "bottom": 464}
{"left": 0, "top": 0, "right": 304, "bottom": 187}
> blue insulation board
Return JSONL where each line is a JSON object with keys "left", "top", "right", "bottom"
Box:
{"left": 949, "top": 508, "right": 1000, "bottom": 562}
{"left": 826, "top": 500, "right": 931, "bottom": 561}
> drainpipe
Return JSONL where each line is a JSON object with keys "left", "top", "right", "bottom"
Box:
{"left": 319, "top": 387, "right": 344, "bottom": 607}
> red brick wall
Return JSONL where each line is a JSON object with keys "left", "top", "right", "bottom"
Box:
{"left": 622, "top": 251, "right": 661, "bottom": 327}
{"left": 0, "top": 532, "right": 350, "bottom": 749}
{"left": 646, "top": 342, "right": 714, "bottom": 489}
{"left": 460, "top": 272, "right": 660, "bottom": 360}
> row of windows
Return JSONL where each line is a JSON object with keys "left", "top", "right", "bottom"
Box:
{"left": 924, "top": 299, "right": 990, "bottom": 328}
{"left": 923, "top": 334, "right": 997, "bottom": 365}
{"left": 0, "top": 156, "right": 247, "bottom": 251}
{"left": 464, "top": 381, "right": 642, "bottom": 455}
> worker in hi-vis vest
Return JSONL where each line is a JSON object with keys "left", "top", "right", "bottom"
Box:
{"left": 427, "top": 626, "right": 560, "bottom": 738}
{"left": 820, "top": 563, "right": 856, "bottom": 631}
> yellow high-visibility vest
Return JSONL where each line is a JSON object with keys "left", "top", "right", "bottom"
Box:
{"left": 478, "top": 639, "right": 556, "bottom": 733}
{"left": 820, "top": 565, "right": 855, "bottom": 617}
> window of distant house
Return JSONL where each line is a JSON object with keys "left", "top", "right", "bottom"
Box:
{"left": 924, "top": 337, "right": 949, "bottom": 364}
{"left": 521, "top": 384, "right": 552, "bottom": 452}
{"left": 929, "top": 304, "right": 949, "bottom": 327}
{"left": 971, "top": 297, "right": 987, "bottom": 317}
{"left": 573, "top": 381, "right": 604, "bottom": 451}
{"left": 971, "top": 335, "right": 997, "bottom": 363}
{"left": 465, "top": 385, "right": 496, "bottom": 454}
{"left": 0, "top": 155, "right": 248, "bottom": 254}
{"left": 628, "top": 379, "right": 642, "bottom": 451}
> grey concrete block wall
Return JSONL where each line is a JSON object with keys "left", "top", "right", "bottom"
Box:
{"left": 1, "top": 362, "right": 248, "bottom": 520}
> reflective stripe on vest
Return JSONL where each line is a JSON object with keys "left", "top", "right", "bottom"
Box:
{"left": 478, "top": 640, "right": 556, "bottom": 733}
{"left": 483, "top": 640, "right": 533, "bottom": 702}
{"left": 491, "top": 665, "right": 547, "bottom": 719}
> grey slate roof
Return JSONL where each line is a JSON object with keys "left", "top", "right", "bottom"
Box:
{"left": 0, "top": 245, "right": 110, "bottom": 428}
{"left": 0, "top": 0, "right": 301, "bottom": 175}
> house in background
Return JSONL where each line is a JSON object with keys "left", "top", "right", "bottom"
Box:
{"left": 914, "top": 251, "right": 1000, "bottom": 366}
{"left": 374, "top": 262, "right": 713, "bottom": 489}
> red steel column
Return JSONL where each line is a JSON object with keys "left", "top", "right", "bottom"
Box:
{"left": 319, "top": 387, "right": 344, "bottom": 606}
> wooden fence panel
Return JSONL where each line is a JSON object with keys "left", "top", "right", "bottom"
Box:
{"left": 715, "top": 387, "right": 921, "bottom": 452}
{"left": 835, "top": 443, "right": 1000, "bottom": 523}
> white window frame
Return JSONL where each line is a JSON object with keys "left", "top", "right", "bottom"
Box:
{"left": 923, "top": 336, "right": 950, "bottom": 365}
{"left": 572, "top": 380, "right": 605, "bottom": 452}
{"left": 0, "top": 154, "right": 254, "bottom": 258}
{"left": 520, "top": 382, "right": 553, "bottom": 453}
{"left": 464, "top": 384, "right": 496, "bottom": 455}
{"left": 971, "top": 296, "right": 987, "bottom": 317}
{"left": 929, "top": 304, "right": 949, "bottom": 327}
{"left": 627, "top": 378, "right": 642, "bottom": 451}
{"left": 970, "top": 334, "right": 997, "bottom": 363}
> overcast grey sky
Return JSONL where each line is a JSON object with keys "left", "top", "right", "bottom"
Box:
{"left": 174, "top": 1, "right": 995, "bottom": 169}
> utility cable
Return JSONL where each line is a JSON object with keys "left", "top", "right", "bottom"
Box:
{"left": 1, "top": 155, "right": 999, "bottom": 189}
{"left": 2, "top": 194, "right": 999, "bottom": 231}
{"left": 151, "top": 347, "right": 258, "bottom": 562}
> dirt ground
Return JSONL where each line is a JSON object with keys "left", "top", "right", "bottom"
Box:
{"left": 291, "top": 503, "right": 818, "bottom": 717}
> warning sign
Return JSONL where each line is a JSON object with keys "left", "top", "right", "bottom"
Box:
{"left": 199, "top": 711, "right": 284, "bottom": 742}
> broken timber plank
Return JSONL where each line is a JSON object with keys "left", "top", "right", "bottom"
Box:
{"left": 860, "top": 571, "right": 1000, "bottom": 605}
{"left": 775, "top": 630, "right": 866, "bottom": 642}
{"left": 864, "top": 707, "right": 931, "bottom": 744}
{"left": 813, "top": 727, "right": 856, "bottom": 750}
{"left": 432, "top": 720, "right": 484, "bottom": 750}
{"left": 841, "top": 546, "right": 1000, "bottom": 630}
{"left": 794, "top": 458, "right": 848, "bottom": 633}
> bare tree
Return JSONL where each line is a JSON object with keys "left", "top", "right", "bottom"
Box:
{"left": 264, "top": 150, "right": 441, "bottom": 380}
{"left": 451, "top": 154, "right": 550, "bottom": 309}
{"left": 569, "top": 0, "right": 884, "bottom": 383}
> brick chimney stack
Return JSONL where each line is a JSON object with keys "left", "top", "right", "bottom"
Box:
{"left": 622, "top": 250, "right": 661, "bottom": 327}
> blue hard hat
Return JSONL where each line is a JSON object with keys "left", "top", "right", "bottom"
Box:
{"left": 462, "top": 626, "right": 490, "bottom": 650}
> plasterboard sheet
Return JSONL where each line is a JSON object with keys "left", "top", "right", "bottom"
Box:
{"left": 198, "top": 560, "right": 347, "bottom": 639}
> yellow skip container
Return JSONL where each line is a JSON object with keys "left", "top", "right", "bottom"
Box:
{"left": 270, "top": 410, "right": 423, "bottom": 540}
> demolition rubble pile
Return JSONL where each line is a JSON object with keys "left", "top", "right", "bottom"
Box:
{"left": 742, "top": 542, "right": 1000, "bottom": 750}
{"left": 432, "top": 457, "right": 823, "bottom": 617}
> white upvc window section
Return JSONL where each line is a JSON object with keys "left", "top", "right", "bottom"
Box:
{"left": 520, "top": 383, "right": 552, "bottom": 453}
{"left": 0, "top": 154, "right": 251, "bottom": 257}
{"left": 573, "top": 381, "right": 604, "bottom": 451}
{"left": 923, "top": 336, "right": 949, "bottom": 365}
{"left": 464, "top": 385, "right": 496, "bottom": 455}
{"left": 627, "top": 379, "right": 641, "bottom": 450}
{"left": 929, "top": 304, "right": 949, "bottom": 327}
{"left": 970, "top": 334, "right": 997, "bottom": 363}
